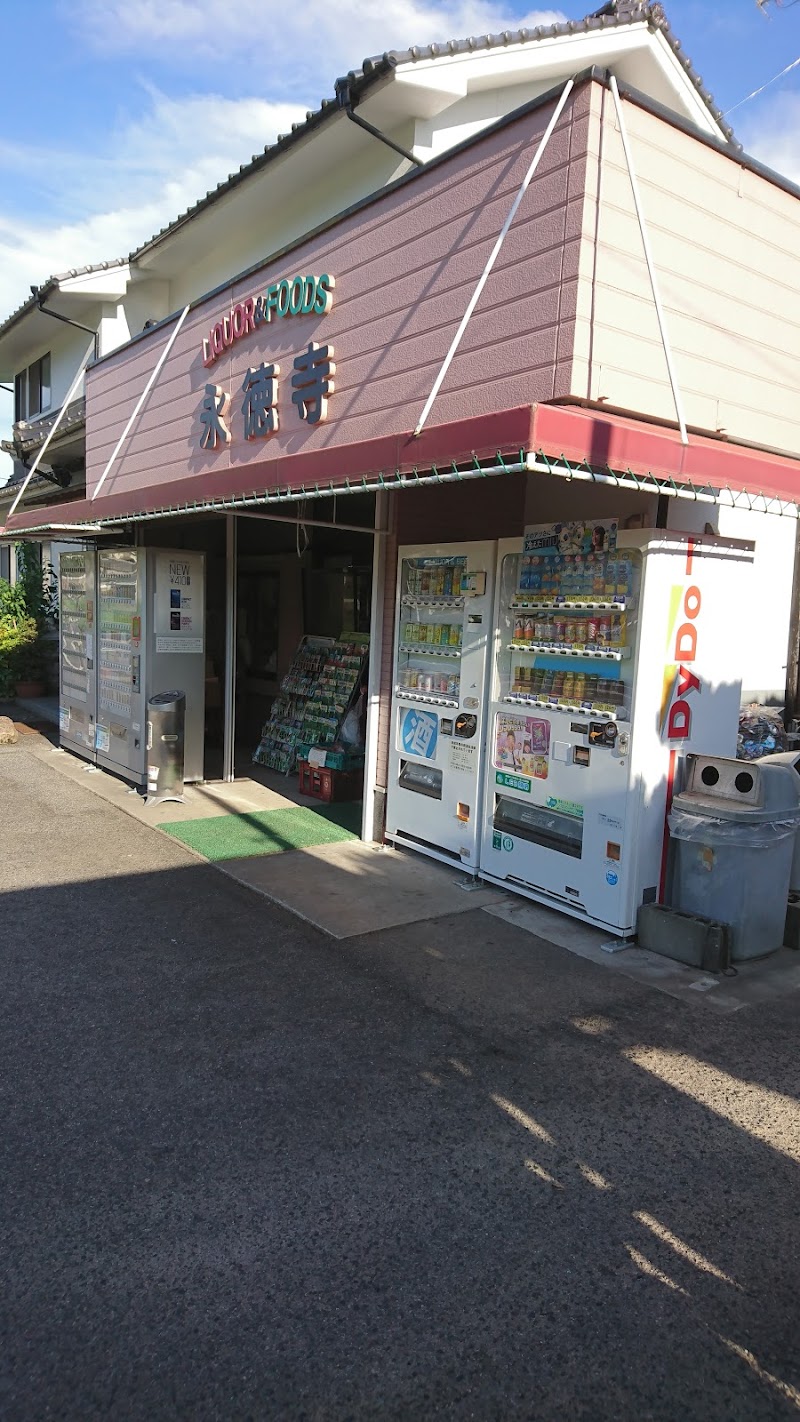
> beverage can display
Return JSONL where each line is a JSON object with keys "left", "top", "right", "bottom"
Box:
{"left": 597, "top": 616, "right": 612, "bottom": 645}
{"left": 554, "top": 619, "right": 567, "bottom": 643}
{"left": 437, "top": 673, "right": 449, "bottom": 693}
{"left": 514, "top": 615, "right": 525, "bottom": 642}
{"left": 564, "top": 619, "right": 577, "bottom": 644}
{"left": 586, "top": 617, "right": 599, "bottom": 644}
{"left": 420, "top": 672, "right": 434, "bottom": 692}
{"left": 524, "top": 616, "right": 535, "bottom": 642}
{"left": 449, "top": 622, "right": 461, "bottom": 646}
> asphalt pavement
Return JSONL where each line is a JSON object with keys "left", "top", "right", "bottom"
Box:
{"left": 2, "top": 734, "right": 800, "bottom": 1421}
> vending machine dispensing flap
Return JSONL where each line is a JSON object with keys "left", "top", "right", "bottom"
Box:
{"left": 399, "top": 761, "right": 443, "bottom": 800}
{"left": 494, "top": 796, "right": 583, "bottom": 858}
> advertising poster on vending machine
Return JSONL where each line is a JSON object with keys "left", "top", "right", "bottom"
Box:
{"left": 519, "top": 519, "right": 621, "bottom": 602}
{"left": 493, "top": 712, "right": 550, "bottom": 780}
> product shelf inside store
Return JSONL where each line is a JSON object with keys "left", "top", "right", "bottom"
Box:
{"left": 394, "top": 687, "right": 460, "bottom": 709}
{"left": 507, "top": 642, "right": 630, "bottom": 661}
{"left": 400, "top": 644, "right": 462, "bottom": 658}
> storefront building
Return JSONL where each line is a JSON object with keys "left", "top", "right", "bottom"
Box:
{"left": 4, "top": 8, "right": 800, "bottom": 928}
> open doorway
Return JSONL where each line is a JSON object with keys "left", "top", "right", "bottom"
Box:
{"left": 214, "top": 496, "right": 375, "bottom": 828}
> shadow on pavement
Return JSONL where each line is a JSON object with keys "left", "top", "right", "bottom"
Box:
{"left": 2, "top": 834, "right": 800, "bottom": 1419}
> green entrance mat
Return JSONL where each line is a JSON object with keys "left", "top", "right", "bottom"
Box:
{"left": 159, "top": 801, "right": 361, "bottom": 862}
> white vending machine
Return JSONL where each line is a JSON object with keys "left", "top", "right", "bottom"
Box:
{"left": 479, "top": 523, "right": 754, "bottom": 934}
{"left": 61, "top": 547, "right": 206, "bottom": 788}
{"left": 385, "top": 541, "right": 496, "bottom": 872}
{"left": 59, "top": 548, "right": 97, "bottom": 761}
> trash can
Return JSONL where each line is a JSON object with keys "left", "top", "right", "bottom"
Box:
{"left": 146, "top": 690, "right": 186, "bottom": 805}
{"left": 757, "top": 749, "right": 800, "bottom": 891}
{"left": 669, "top": 753, "right": 800, "bottom": 961}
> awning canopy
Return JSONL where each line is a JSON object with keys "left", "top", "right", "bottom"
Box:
{"left": 3, "top": 402, "right": 800, "bottom": 540}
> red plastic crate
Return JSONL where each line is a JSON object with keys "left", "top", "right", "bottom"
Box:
{"left": 298, "top": 760, "right": 364, "bottom": 803}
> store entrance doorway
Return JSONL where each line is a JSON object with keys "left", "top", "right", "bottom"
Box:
{"left": 213, "top": 495, "right": 376, "bottom": 831}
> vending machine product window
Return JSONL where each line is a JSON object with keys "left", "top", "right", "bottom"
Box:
{"left": 386, "top": 541, "right": 497, "bottom": 872}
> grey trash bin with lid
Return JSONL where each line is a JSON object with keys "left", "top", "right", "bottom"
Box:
{"left": 669, "top": 753, "right": 800, "bottom": 961}
{"left": 147, "top": 690, "right": 186, "bottom": 804}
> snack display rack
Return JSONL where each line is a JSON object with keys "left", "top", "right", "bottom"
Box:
{"left": 252, "top": 636, "right": 333, "bottom": 773}
{"left": 297, "top": 633, "right": 370, "bottom": 765}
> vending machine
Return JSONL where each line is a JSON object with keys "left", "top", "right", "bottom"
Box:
{"left": 61, "top": 547, "right": 206, "bottom": 788}
{"left": 479, "top": 522, "right": 754, "bottom": 935}
{"left": 59, "top": 548, "right": 97, "bottom": 760}
{"left": 385, "top": 541, "right": 496, "bottom": 871}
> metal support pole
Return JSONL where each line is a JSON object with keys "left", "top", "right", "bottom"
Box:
{"left": 7, "top": 337, "right": 96, "bottom": 520}
{"left": 92, "top": 305, "right": 191, "bottom": 501}
{"left": 223, "top": 514, "right": 237, "bottom": 782}
{"left": 414, "top": 77, "right": 575, "bottom": 438}
{"left": 361, "top": 489, "right": 390, "bottom": 842}
{"left": 609, "top": 75, "right": 688, "bottom": 446}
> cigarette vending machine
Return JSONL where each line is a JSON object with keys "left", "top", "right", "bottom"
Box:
{"left": 479, "top": 523, "right": 754, "bottom": 934}
{"left": 385, "top": 541, "right": 496, "bottom": 872}
{"left": 61, "top": 547, "right": 206, "bottom": 788}
{"left": 59, "top": 548, "right": 97, "bottom": 760}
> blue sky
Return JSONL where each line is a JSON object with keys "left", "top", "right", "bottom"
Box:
{"left": 1, "top": 0, "right": 800, "bottom": 476}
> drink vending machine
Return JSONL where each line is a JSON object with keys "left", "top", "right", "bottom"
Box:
{"left": 479, "top": 522, "right": 754, "bottom": 935}
{"left": 59, "top": 548, "right": 97, "bottom": 761}
{"left": 59, "top": 547, "right": 206, "bottom": 789}
{"left": 385, "top": 541, "right": 497, "bottom": 871}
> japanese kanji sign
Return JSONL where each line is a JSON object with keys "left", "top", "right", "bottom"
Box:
{"left": 199, "top": 385, "right": 231, "bottom": 451}
{"left": 198, "top": 344, "right": 335, "bottom": 450}
{"left": 400, "top": 707, "right": 438, "bottom": 761}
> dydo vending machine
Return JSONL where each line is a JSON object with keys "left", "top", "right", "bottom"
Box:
{"left": 385, "top": 541, "right": 497, "bottom": 871}
{"left": 479, "top": 522, "right": 753, "bottom": 935}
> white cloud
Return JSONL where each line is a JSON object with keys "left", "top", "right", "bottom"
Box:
{"left": 739, "top": 91, "right": 800, "bottom": 186}
{"left": 0, "top": 90, "right": 307, "bottom": 325}
{"left": 70, "top": 0, "right": 566, "bottom": 81}
{"left": 0, "top": 88, "right": 306, "bottom": 487}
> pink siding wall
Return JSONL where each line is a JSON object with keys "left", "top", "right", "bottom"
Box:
{"left": 86, "top": 86, "right": 591, "bottom": 503}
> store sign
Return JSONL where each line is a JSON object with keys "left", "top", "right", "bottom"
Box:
{"left": 660, "top": 540, "right": 703, "bottom": 742}
{"left": 201, "top": 274, "right": 334, "bottom": 367}
{"left": 198, "top": 341, "right": 336, "bottom": 450}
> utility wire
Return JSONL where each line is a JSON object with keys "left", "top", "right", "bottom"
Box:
{"left": 725, "top": 53, "right": 800, "bottom": 113}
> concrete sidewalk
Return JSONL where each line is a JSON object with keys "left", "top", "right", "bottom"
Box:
{"left": 8, "top": 702, "right": 800, "bottom": 1018}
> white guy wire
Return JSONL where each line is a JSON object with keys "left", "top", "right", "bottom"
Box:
{"left": 91, "top": 304, "right": 190, "bottom": 501}
{"left": 7, "top": 337, "right": 97, "bottom": 521}
{"left": 413, "top": 77, "right": 575, "bottom": 438}
{"left": 725, "top": 55, "right": 800, "bottom": 115}
{"left": 610, "top": 75, "right": 688, "bottom": 446}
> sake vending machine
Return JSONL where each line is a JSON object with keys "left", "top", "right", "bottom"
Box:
{"left": 479, "top": 522, "right": 754, "bottom": 935}
{"left": 385, "top": 541, "right": 496, "bottom": 871}
{"left": 60, "top": 547, "right": 206, "bottom": 788}
{"left": 59, "top": 547, "right": 97, "bottom": 760}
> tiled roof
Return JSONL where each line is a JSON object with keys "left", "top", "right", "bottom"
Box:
{"left": 0, "top": 260, "right": 129, "bottom": 345}
{"left": 0, "top": 3, "right": 735, "bottom": 340}
{"left": 130, "top": 1, "right": 736, "bottom": 263}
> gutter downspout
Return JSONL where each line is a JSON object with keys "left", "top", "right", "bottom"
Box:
{"left": 31, "top": 286, "right": 100, "bottom": 361}
{"left": 334, "top": 78, "right": 423, "bottom": 168}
